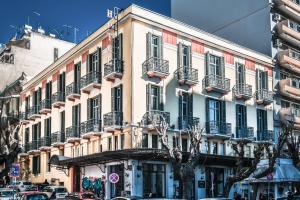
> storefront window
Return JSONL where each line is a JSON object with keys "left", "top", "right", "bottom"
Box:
{"left": 143, "top": 163, "right": 166, "bottom": 198}
{"left": 205, "top": 167, "right": 224, "bottom": 198}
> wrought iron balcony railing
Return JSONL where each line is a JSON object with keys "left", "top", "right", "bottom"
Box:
{"left": 80, "top": 71, "right": 101, "bottom": 88}
{"left": 257, "top": 130, "right": 274, "bottom": 142}
{"left": 51, "top": 131, "right": 65, "bottom": 144}
{"left": 40, "top": 99, "right": 51, "bottom": 110}
{"left": 142, "top": 57, "right": 169, "bottom": 78}
{"left": 28, "top": 105, "right": 40, "bottom": 118}
{"left": 174, "top": 66, "right": 199, "bottom": 85}
{"left": 39, "top": 136, "right": 51, "bottom": 147}
{"left": 28, "top": 140, "right": 39, "bottom": 151}
{"left": 178, "top": 116, "right": 200, "bottom": 130}
{"left": 235, "top": 126, "right": 254, "bottom": 139}
{"left": 20, "top": 111, "right": 29, "bottom": 121}
{"left": 66, "top": 82, "right": 81, "bottom": 96}
{"left": 205, "top": 121, "right": 232, "bottom": 135}
{"left": 103, "top": 111, "right": 123, "bottom": 128}
{"left": 255, "top": 89, "right": 273, "bottom": 105}
{"left": 66, "top": 125, "right": 81, "bottom": 139}
{"left": 232, "top": 83, "right": 252, "bottom": 99}
{"left": 202, "top": 74, "right": 230, "bottom": 93}
{"left": 142, "top": 110, "right": 170, "bottom": 126}
{"left": 52, "top": 92, "right": 65, "bottom": 104}
{"left": 104, "top": 59, "right": 123, "bottom": 79}
{"left": 81, "top": 118, "right": 102, "bottom": 133}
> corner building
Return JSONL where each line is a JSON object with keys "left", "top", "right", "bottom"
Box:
{"left": 18, "top": 5, "right": 273, "bottom": 199}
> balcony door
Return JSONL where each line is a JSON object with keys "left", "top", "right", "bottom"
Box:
{"left": 257, "top": 109, "right": 267, "bottom": 133}
{"left": 45, "top": 81, "right": 52, "bottom": 101}
{"left": 206, "top": 53, "right": 224, "bottom": 77}
{"left": 72, "top": 104, "right": 81, "bottom": 136}
{"left": 236, "top": 105, "right": 247, "bottom": 137}
{"left": 206, "top": 98, "right": 226, "bottom": 134}
{"left": 256, "top": 69, "right": 268, "bottom": 91}
{"left": 146, "top": 84, "right": 163, "bottom": 112}
{"left": 236, "top": 63, "right": 245, "bottom": 85}
{"left": 112, "top": 34, "right": 123, "bottom": 71}
{"left": 74, "top": 63, "right": 81, "bottom": 91}
{"left": 112, "top": 85, "right": 122, "bottom": 112}
{"left": 179, "top": 92, "right": 193, "bottom": 128}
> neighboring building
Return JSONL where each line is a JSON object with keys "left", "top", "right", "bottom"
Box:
{"left": 171, "top": 0, "right": 300, "bottom": 141}
{"left": 0, "top": 25, "right": 75, "bottom": 91}
{"left": 18, "top": 5, "right": 273, "bottom": 199}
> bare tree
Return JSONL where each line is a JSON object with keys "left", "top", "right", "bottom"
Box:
{"left": 148, "top": 115, "right": 204, "bottom": 200}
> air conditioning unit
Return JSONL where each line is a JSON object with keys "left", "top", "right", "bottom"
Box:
{"left": 273, "top": 13, "right": 281, "bottom": 22}
{"left": 273, "top": 39, "right": 282, "bottom": 48}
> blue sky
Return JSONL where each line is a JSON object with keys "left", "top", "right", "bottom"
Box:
{"left": 0, "top": 0, "right": 170, "bottom": 44}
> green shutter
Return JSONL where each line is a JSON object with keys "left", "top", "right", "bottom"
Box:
{"left": 221, "top": 101, "right": 226, "bottom": 123}
{"left": 38, "top": 122, "right": 41, "bottom": 139}
{"left": 78, "top": 104, "right": 81, "bottom": 125}
{"left": 97, "top": 47, "right": 101, "bottom": 72}
{"left": 263, "top": 71, "right": 268, "bottom": 90}
{"left": 120, "top": 84, "right": 123, "bottom": 112}
{"left": 205, "top": 52, "right": 211, "bottom": 75}
{"left": 72, "top": 106, "right": 75, "bottom": 126}
{"left": 87, "top": 99, "right": 91, "bottom": 120}
{"left": 188, "top": 93, "right": 193, "bottom": 117}
{"left": 86, "top": 53, "right": 90, "bottom": 73}
{"left": 188, "top": 45, "right": 192, "bottom": 67}
{"left": 235, "top": 63, "right": 239, "bottom": 85}
{"left": 220, "top": 56, "right": 225, "bottom": 77}
{"left": 242, "top": 64, "right": 246, "bottom": 84}
{"left": 146, "top": 84, "right": 150, "bottom": 111}
{"left": 205, "top": 98, "right": 210, "bottom": 122}
{"left": 99, "top": 94, "right": 102, "bottom": 123}
{"left": 177, "top": 43, "right": 183, "bottom": 68}
{"left": 111, "top": 88, "right": 115, "bottom": 111}
{"left": 44, "top": 119, "right": 47, "bottom": 138}
{"left": 179, "top": 93, "right": 182, "bottom": 117}
{"left": 159, "top": 86, "right": 164, "bottom": 111}
{"left": 255, "top": 69, "right": 259, "bottom": 91}
{"left": 146, "top": 32, "right": 152, "bottom": 60}
{"left": 159, "top": 36, "right": 163, "bottom": 59}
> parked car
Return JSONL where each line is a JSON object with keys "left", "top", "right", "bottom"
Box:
{"left": 199, "top": 198, "right": 231, "bottom": 200}
{"left": 16, "top": 191, "right": 49, "bottom": 200}
{"left": 111, "top": 196, "right": 143, "bottom": 200}
{"left": 64, "top": 192, "right": 97, "bottom": 200}
{"left": 8, "top": 181, "right": 32, "bottom": 192}
{"left": 42, "top": 186, "right": 68, "bottom": 199}
{"left": 23, "top": 185, "right": 38, "bottom": 192}
{"left": 0, "top": 188, "right": 14, "bottom": 200}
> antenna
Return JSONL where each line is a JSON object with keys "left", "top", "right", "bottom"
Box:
{"left": 63, "top": 25, "right": 80, "bottom": 43}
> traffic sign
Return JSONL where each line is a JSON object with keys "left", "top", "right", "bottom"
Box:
{"left": 10, "top": 163, "right": 20, "bottom": 178}
{"left": 267, "top": 173, "right": 273, "bottom": 181}
{"left": 109, "top": 173, "right": 119, "bottom": 184}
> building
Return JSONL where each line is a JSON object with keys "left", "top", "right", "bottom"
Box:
{"left": 18, "top": 5, "right": 273, "bottom": 199}
{"left": 0, "top": 25, "right": 75, "bottom": 91}
{"left": 171, "top": 0, "right": 300, "bottom": 142}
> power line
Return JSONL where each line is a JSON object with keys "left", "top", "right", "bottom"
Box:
{"left": 211, "top": 3, "right": 270, "bottom": 34}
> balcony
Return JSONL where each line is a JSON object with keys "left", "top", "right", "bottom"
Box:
{"left": 174, "top": 67, "right": 198, "bottom": 86}
{"left": 142, "top": 57, "right": 169, "bottom": 79}
{"left": 51, "top": 131, "right": 65, "bottom": 147}
{"left": 104, "top": 59, "right": 123, "bottom": 81}
{"left": 39, "top": 136, "right": 51, "bottom": 151}
{"left": 255, "top": 89, "right": 273, "bottom": 105}
{"left": 80, "top": 119, "right": 102, "bottom": 139}
{"left": 66, "top": 126, "right": 81, "bottom": 143}
{"left": 19, "top": 143, "right": 30, "bottom": 157}
{"left": 279, "top": 78, "right": 300, "bottom": 100}
{"left": 142, "top": 110, "right": 170, "bottom": 129}
{"left": 202, "top": 74, "right": 230, "bottom": 94}
{"left": 256, "top": 130, "right": 274, "bottom": 142}
{"left": 28, "top": 105, "right": 41, "bottom": 120}
{"left": 178, "top": 116, "right": 200, "bottom": 130}
{"left": 275, "top": 0, "right": 300, "bottom": 23}
{"left": 277, "top": 20, "right": 300, "bottom": 48}
{"left": 232, "top": 83, "right": 252, "bottom": 100}
{"left": 52, "top": 92, "right": 65, "bottom": 108}
{"left": 27, "top": 140, "right": 41, "bottom": 155}
{"left": 66, "top": 82, "right": 80, "bottom": 101}
{"left": 103, "top": 111, "right": 123, "bottom": 130}
{"left": 19, "top": 112, "right": 30, "bottom": 124}
{"left": 235, "top": 126, "right": 254, "bottom": 139}
{"left": 279, "top": 107, "right": 300, "bottom": 129}
{"left": 278, "top": 49, "right": 300, "bottom": 73}
{"left": 39, "top": 99, "right": 51, "bottom": 114}
{"left": 205, "top": 121, "right": 232, "bottom": 137}
{"left": 80, "top": 71, "right": 101, "bottom": 94}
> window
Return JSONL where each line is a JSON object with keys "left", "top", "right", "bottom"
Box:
{"left": 206, "top": 98, "right": 226, "bottom": 134}
{"left": 146, "top": 33, "right": 162, "bottom": 59}
{"left": 74, "top": 63, "right": 81, "bottom": 90}
{"left": 293, "top": 0, "right": 300, "bottom": 5}
{"left": 143, "top": 164, "right": 166, "bottom": 198}
{"left": 207, "top": 54, "right": 223, "bottom": 76}
{"left": 114, "top": 135, "right": 118, "bottom": 150}
{"left": 87, "top": 49, "right": 100, "bottom": 72}
{"left": 112, "top": 85, "right": 122, "bottom": 112}
{"left": 290, "top": 49, "right": 300, "bottom": 60}
{"left": 44, "top": 118, "right": 51, "bottom": 138}
{"left": 236, "top": 104, "right": 247, "bottom": 137}
{"left": 236, "top": 63, "right": 245, "bottom": 84}
{"left": 87, "top": 95, "right": 101, "bottom": 123}
{"left": 45, "top": 81, "right": 52, "bottom": 101}
{"left": 182, "top": 138, "right": 188, "bottom": 152}
{"left": 152, "top": 35, "right": 159, "bottom": 58}
{"left": 112, "top": 34, "right": 123, "bottom": 71}
{"left": 60, "top": 111, "right": 65, "bottom": 134}
{"left": 142, "top": 133, "right": 148, "bottom": 148}
{"left": 54, "top": 48, "right": 58, "bottom": 61}
{"left": 146, "top": 84, "right": 163, "bottom": 111}
{"left": 32, "top": 156, "right": 40, "bottom": 175}
{"left": 281, "top": 100, "right": 290, "bottom": 108}
{"left": 212, "top": 142, "right": 218, "bottom": 155}
{"left": 120, "top": 134, "right": 125, "bottom": 149}
{"left": 256, "top": 69, "right": 268, "bottom": 91}
{"left": 289, "top": 21, "right": 300, "bottom": 32}
{"left": 245, "top": 146, "right": 251, "bottom": 157}
{"left": 220, "top": 143, "right": 225, "bottom": 155}
{"left": 173, "top": 136, "right": 179, "bottom": 148}
{"left": 72, "top": 104, "right": 81, "bottom": 137}
{"left": 108, "top": 137, "right": 112, "bottom": 151}
{"left": 291, "top": 79, "right": 300, "bottom": 89}
{"left": 152, "top": 135, "right": 158, "bottom": 148}
{"left": 178, "top": 43, "right": 191, "bottom": 68}
{"left": 46, "top": 153, "right": 51, "bottom": 172}
{"left": 91, "top": 51, "right": 99, "bottom": 71}
{"left": 182, "top": 45, "right": 189, "bottom": 67}
{"left": 257, "top": 109, "right": 267, "bottom": 133}
{"left": 179, "top": 92, "right": 193, "bottom": 129}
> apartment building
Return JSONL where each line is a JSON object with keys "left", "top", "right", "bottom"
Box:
{"left": 18, "top": 5, "right": 273, "bottom": 199}
{"left": 172, "top": 0, "right": 300, "bottom": 138}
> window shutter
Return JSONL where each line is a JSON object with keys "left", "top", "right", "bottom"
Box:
{"left": 38, "top": 122, "right": 41, "bottom": 139}
{"left": 263, "top": 71, "right": 268, "bottom": 90}
{"left": 159, "top": 36, "right": 163, "bottom": 59}
{"left": 205, "top": 98, "right": 210, "bottom": 133}
{"left": 220, "top": 56, "right": 225, "bottom": 77}
{"left": 72, "top": 106, "right": 75, "bottom": 126}
{"left": 146, "top": 32, "right": 152, "bottom": 60}
{"left": 188, "top": 45, "right": 192, "bottom": 67}
{"left": 86, "top": 53, "right": 90, "bottom": 73}
{"left": 179, "top": 93, "right": 182, "bottom": 117}
{"left": 244, "top": 105, "right": 247, "bottom": 127}
{"left": 38, "top": 87, "right": 42, "bottom": 105}
{"left": 255, "top": 69, "right": 259, "bottom": 91}
{"left": 44, "top": 119, "right": 47, "bottom": 138}
{"left": 57, "top": 74, "right": 61, "bottom": 93}
{"left": 120, "top": 84, "right": 123, "bottom": 112}
{"left": 188, "top": 93, "right": 193, "bottom": 117}
{"left": 49, "top": 81, "right": 52, "bottom": 101}
{"left": 159, "top": 86, "right": 164, "bottom": 111}
{"left": 111, "top": 87, "right": 115, "bottom": 112}
{"left": 235, "top": 63, "right": 239, "bottom": 85}
{"left": 242, "top": 64, "right": 246, "bottom": 84}
{"left": 221, "top": 101, "right": 226, "bottom": 123}
{"left": 205, "top": 52, "right": 211, "bottom": 75}
{"left": 87, "top": 99, "right": 91, "bottom": 120}
{"left": 99, "top": 94, "right": 102, "bottom": 122}
{"left": 177, "top": 43, "right": 183, "bottom": 68}
{"left": 97, "top": 47, "right": 101, "bottom": 72}
{"left": 146, "top": 84, "right": 150, "bottom": 111}
{"left": 78, "top": 104, "right": 81, "bottom": 124}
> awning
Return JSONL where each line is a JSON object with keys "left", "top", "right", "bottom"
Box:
{"left": 49, "top": 148, "right": 252, "bottom": 167}
{"left": 246, "top": 158, "right": 300, "bottom": 183}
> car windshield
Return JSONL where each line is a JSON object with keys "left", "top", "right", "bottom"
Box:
{"left": 23, "top": 182, "right": 32, "bottom": 185}
{"left": 55, "top": 187, "right": 67, "bottom": 193}
{"left": 0, "top": 191, "right": 14, "bottom": 197}
{"left": 82, "top": 193, "right": 95, "bottom": 198}
{"left": 27, "top": 194, "right": 48, "bottom": 200}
